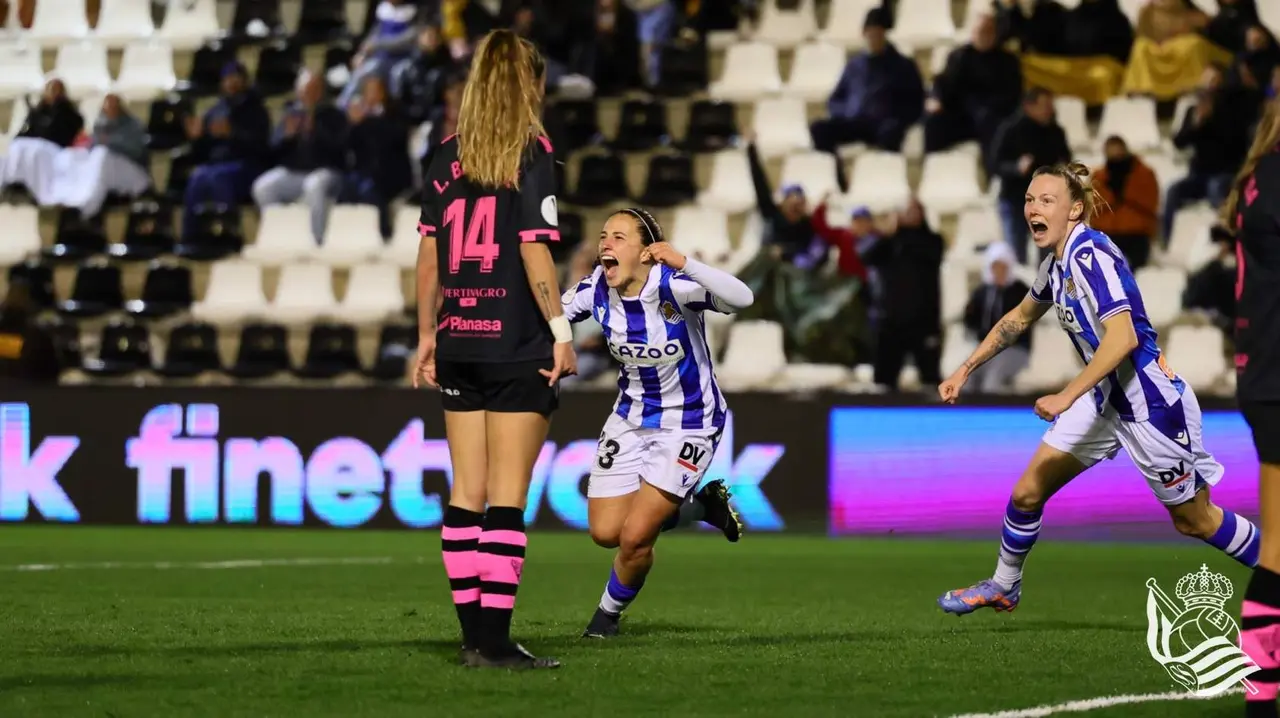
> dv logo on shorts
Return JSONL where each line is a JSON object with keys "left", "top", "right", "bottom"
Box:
{"left": 676, "top": 442, "right": 706, "bottom": 472}
{"left": 1145, "top": 565, "right": 1259, "bottom": 697}
{"left": 1157, "top": 461, "right": 1190, "bottom": 490}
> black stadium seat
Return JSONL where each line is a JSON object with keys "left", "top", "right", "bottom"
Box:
{"left": 551, "top": 211, "right": 583, "bottom": 263}
{"left": 681, "top": 100, "right": 738, "bottom": 152}
{"left": 254, "top": 40, "right": 303, "bottom": 97}
{"left": 294, "top": 322, "right": 361, "bottom": 379}
{"left": 638, "top": 153, "right": 697, "bottom": 208}
{"left": 125, "top": 262, "right": 193, "bottom": 319}
{"left": 610, "top": 99, "right": 669, "bottom": 152}
{"left": 323, "top": 42, "right": 355, "bottom": 84}
{"left": 146, "top": 95, "right": 192, "bottom": 151}
{"left": 174, "top": 204, "right": 244, "bottom": 261}
{"left": 58, "top": 261, "right": 124, "bottom": 318}
{"left": 42, "top": 319, "right": 82, "bottom": 371}
{"left": 543, "top": 100, "right": 600, "bottom": 153}
{"left": 7, "top": 259, "right": 55, "bottom": 309}
{"left": 226, "top": 322, "right": 291, "bottom": 379}
{"left": 83, "top": 321, "right": 152, "bottom": 377}
{"left": 657, "top": 36, "right": 709, "bottom": 97}
{"left": 227, "top": 0, "right": 286, "bottom": 44}
{"left": 180, "top": 41, "right": 236, "bottom": 97}
{"left": 295, "top": 0, "right": 349, "bottom": 44}
{"left": 44, "top": 210, "right": 107, "bottom": 262}
{"left": 109, "top": 196, "right": 176, "bottom": 261}
{"left": 156, "top": 322, "right": 222, "bottom": 378}
{"left": 165, "top": 147, "right": 198, "bottom": 202}
{"left": 365, "top": 324, "right": 416, "bottom": 383}
{"left": 567, "top": 153, "right": 627, "bottom": 207}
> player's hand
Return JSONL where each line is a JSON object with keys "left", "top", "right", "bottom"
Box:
{"left": 643, "top": 241, "right": 687, "bottom": 270}
{"left": 1033, "top": 392, "right": 1072, "bottom": 422}
{"left": 938, "top": 368, "right": 969, "bottom": 404}
{"left": 540, "top": 341, "right": 578, "bottom": 386}
{"left": 412, "top": 336, "right": 437, "bottom": 389}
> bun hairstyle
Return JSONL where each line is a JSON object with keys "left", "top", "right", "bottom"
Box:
{"left": 614, "top": 207, "right": 665, "bottom": 246}
{"left": 1032, "top": 161, "right": 1108, "bottom": 224}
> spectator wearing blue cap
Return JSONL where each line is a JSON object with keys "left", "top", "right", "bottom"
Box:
{"left": 745, "top": 131, "right": 825, "bottom": 267}
{"left": 181, "top": 62, "right": 271, "bottom": 240}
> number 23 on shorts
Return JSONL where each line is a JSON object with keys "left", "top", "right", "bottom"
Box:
{"left": 596, "top": 432, "right": 621, "bottom": 470}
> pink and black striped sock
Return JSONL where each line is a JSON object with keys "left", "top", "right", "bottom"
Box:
{"left": 477, "top": 506, "right": 527, "bottom": 656}
{"left": 441, "top": 505, "right": 484, "bottom": 648}
{"left": 1243, "top": 565, "right": 1280, "bottom": 717}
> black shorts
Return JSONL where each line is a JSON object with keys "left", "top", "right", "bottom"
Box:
{"left": 1241, "top": 401, "right": 1280, "bottom": 465}
{"left": 435, "top": 359, "right": 558, "bottom": 416}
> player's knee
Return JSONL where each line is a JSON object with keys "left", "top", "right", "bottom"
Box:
{"left": 448, "top": 478, "right": 487, "bottom": 513}
{"left": 1009, "top": 481, "right": 1047, "bottom": 513}
{"left": 589, "top": 526, "right": 621, "bottom": 549}
{"left": 617, "top": 530, "right": 655, "bottom": 565}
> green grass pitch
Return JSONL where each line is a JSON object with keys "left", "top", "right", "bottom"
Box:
{"left": 0, "top": 526, "right": 1254, "bottom": 717}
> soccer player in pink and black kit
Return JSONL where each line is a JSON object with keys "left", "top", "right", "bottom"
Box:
{"left": 414, "top": 30, "right": 575, "bottom": 670}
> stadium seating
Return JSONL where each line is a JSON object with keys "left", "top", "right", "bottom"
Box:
{"left": 1055, "top": 96, "right": 1092, "bottom": 153}
{"left": 0, "top": 43, "right": 45, "bottom": 100}
{"left": 9, "top": 260, "right": 55, "bottom": 308}
{"left": 780, "top": 150, "right": 839, "bottom": 204}
{"left": 114, "top": 41, "right": 179, "bottom": 101}
{"left": 940, "top": 263, "right": 970, "bottom": 323}
{"left": 818, "top": 0, "right": 883, "bottom": 48}
{"left": 1016, "top": 320, "right": 1081, "bottom": 390}
{"left": 108, "top": 197, "right": 177, "bottom": 261}
{"left": 1166, "top": 204, "right": 1217, "bottom": 271}
{"left": 0, "top": 205, "right": 41, "bottom": 266}
{"left": 243, "top": 205, "right": 316, "bottom": 265}
{"left": 158, "top": 0, "right": 221, "bottom": 51}
{"left": 681, "top": 100, "right": 738, "bottom": 152}
{"left": 940, "top": 323, "right": 976, "bottom": 377}
{"left": 388, "top": 206, "right": 422, "bottom": 269}
{"left": 754, "top": 0, "right": 818, "bottom": 48}
{"left": 948, "top": 206, "right": 1001, "bottom": 269}
{"left": 255, "top": 40, "right": 303, "bottom": 96}
{"left": 174, "top": 204, "right": 244, "bottom": 261}
{"left": 335, "top": 263, "right": 404, "bottom": 324}
{"left": 269, "top": 263, "right": 339, "bottom": 324}
{"left": 315, "top": 205, "right": 383, "bottom": 266}
{"left": 844, "top": 150, "right": 911, "bottom": 212}
{"left": 916, "top": 149, "right": 984, "bottom": 214}
{"left": 1098, "top": 96, "right": 1163, "bottom": 153}
{"left": 54, "top": 42, "right": 113, "bottom": 97}
{"left": 890, "top": 0, "right": 958, "bottom": 52}
{"left": 294, "top": 322, "right": 361, "bottom": 379}
{"left": 226, "top": 322, "right": 290, "bottom": 378}
{"left": 751, "top": 97, "right": 812, "bottom": 158}
{"left": 29, "top": 0, "right": 91, "bottom": 46}
{"left": 611, "top": 99, "right": 670, "bottom": 152}
{"left": 59, "top": 261, "right": 124, "bottom": 318}
{"left": 156, "top": 322, "right": 222, "bottom": 378}
{"left": 367, "top": 324, "right": 416, "bottom": 382}
{"left": 637, "top": 153, "right": 697, "bottom": 207}
{"left": 671, "top": 205, "right": 733, "bottom": 268}
{"left": 719, "top": 320, "right": 787, "bottom": 389}
{"left": 697, "top": 149, "right": 756, "bottom": 214}
{"left": 48, "top": 211, "right": 108, "bottom": 262}
{"left": 125, "top": 262, "right": 192, "bottom": 320}
{"left": 1165, "top": 325, "right": 1227, "bottom": 389}
{"left": 709, "top": 42, "right": 782, "bottom": 102}
{"left": 191, "top": 261, "right": 268, "bottom": 324}
{"left": 229, "top": 0, "right": 287, "bottom": 43}
{"left": 1134, "top": 266, "right": 1187, "bottom": 328}
{"left": 568, "top": 152, "right": 628, "bottom": 206}
{"left": 94, "top": 0, "right": 156, "bottom": 46}
{"left": 83, "top": 320, "right": 152, "bottom": 377}
{"left": 784, "top": 42, "right": 845, "bottom": 102}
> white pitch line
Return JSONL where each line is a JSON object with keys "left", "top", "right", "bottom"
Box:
{"left": 0, "top": 556, "right": 425, "bottom": 572}
{"left": 946, "top": 687, "right": 1244, "bottom": 718}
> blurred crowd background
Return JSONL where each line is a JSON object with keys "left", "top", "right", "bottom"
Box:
{"left": 0, "top": 0, "right": 1270, "bottom": 397}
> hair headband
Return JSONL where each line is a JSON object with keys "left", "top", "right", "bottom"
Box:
{"left": 619, "top": 208, "right": 659, "bottom": 245}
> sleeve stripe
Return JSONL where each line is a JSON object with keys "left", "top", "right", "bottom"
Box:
{"left": 418, "top": 223, "right": 435, "bottom": 236}
{"left": 1098, "top": 303, "right": 1132, "bottom": 322}
{"left": 569, "top": 309, "right": 592, "bottom": 323}
{"left": 1029, "top": 292, "right": 1053, "bottom": 304}
{"left": 537, "top": 135, "right": 553, "bottom": 152}
{"left": 520, "top": 229, "right": 560, "bottom": 243}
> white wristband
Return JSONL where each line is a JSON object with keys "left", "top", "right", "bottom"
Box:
{"left": 549, "top": 315, "right": 573, "bottom": 344}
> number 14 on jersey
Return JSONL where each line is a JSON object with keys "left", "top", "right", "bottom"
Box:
{"left": 443, "top": 196, "right": 501, "bottom": 274}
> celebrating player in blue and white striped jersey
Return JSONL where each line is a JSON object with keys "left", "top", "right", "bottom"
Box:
{"left": 936, "top": 162, "right": 1262, "bottom": 617}
{"left": 562, "top": 207, "right": 753, "bottom": 638}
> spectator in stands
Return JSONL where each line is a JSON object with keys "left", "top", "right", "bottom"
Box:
{"left": 0, "top": 281, "right": 59, "bottom": 386}
{"left": 51, "top": 94, "right": 150, "bottom": 218}
{"left": 811, "top": 8, "right": 923, "bottom": 191}
{"left": 343, "top": 76, "right": 413, "bottom": 239}
{"left": 1205, "top": 0, "right": 1260, "bottom": 54}
{"left": 1123, "top": 0, "right": 1229, "bottom": 101}
{"left": 397, "top": 25, "right": 455, "bottom": 125}
{"left": 996, "top": 0, "right": 1133, "bottom": 107}
{"left": 1228, "top": 24, "right": 1280, "bottom": 110}
{"left": 1090, "top": 135, "right": 1160, "bottom": 269}
{"left": 445, "top": 0, "right": 505, "bottom": 44}
{"left": 1162, "top": 66, "right": 1252, "bottom": 242}
{"left": 962, "top": 241, "right": 1030, "bottom": 394}
{"left": 338, "top": 0, "right": 421, "bottom": 107}
{"left": 182, "top": 62, "right": 270, "bottom": 241}
{"left": 252, "top": 70, "right": 348, "bottom": 244}
{"left": 627, "top": 0, "right": 678, "bottom": 88}
{"left": 862, "top": 198, "right": 943, "bottom": 391}
{"left": 987, "top": 87, "right": 1071, "bottom": 263}
{"left": 512, "top": 3, "right": 596, "bottom": 97}
{"left": 925, "top": 14, "right": 1022, "bottom": 156}
{"left": 582, "top": 0, "right": 642, "bottom": 96}
{"left": 419, "top": 72, "right": 465, "bottom": 186}
{"left": 0, "top": 78, "right": 83, "bottom": 203}
{"left": 745, "top": 135, "right": 822, "bottom": 266}
{"left": 810, "top": 198, "right": 871, "bottom": 282}
{"left": 1181, "top": 224, "right": 1238, "bottom": 334}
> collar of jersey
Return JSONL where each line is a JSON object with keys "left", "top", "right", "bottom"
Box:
{"left": 1055, "top": 223, "right": 1091, "bottom": 268}
{"left": 617, "top": 264, "right": 660, "bottom": 301}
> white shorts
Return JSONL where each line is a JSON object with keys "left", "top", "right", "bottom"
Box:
{"left": 1042, "top": 387, "right": 1225, "bottom": 506}
{"left": 587, "top": 413, "right": 722, "bottom": 500}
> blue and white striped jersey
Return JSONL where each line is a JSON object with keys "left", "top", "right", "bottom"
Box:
{"left": 562, "top": 264, "right": 729, "bottom": 431}
{"left": 1030, "top": 223, "right": 1186, "bottom": 422}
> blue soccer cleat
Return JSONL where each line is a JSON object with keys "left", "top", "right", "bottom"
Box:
{"left": 937, "top": 579, "right": 1021, "bottom": 615}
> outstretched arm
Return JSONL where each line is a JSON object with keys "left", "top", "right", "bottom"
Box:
{"left": 520, "top": 242, "right": 573, "bottom": 343}
{"left": 677, "top": 258, "right": 754, "bottom": 312}
{"left": 960, "top": 295, "right": 1050, "bottom": 376}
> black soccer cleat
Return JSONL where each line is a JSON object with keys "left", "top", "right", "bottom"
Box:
{"left": 581, "top": 607, "right": 621, "bottom": 639}
{"left": 469, "top": 642, "right": 560, "bottom": 670}
{"left": 696, "top": 479, "right": 743, "bottom": 543}
{"left": 458, "top": 644, "right": 480, "bottom": 666}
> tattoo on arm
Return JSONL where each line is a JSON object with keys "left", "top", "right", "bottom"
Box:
{"left": 535, "top": 281, "right": 555, "bottom": 320}
{"left": 962, "top": 316, "right": 1026, "bottom": 373}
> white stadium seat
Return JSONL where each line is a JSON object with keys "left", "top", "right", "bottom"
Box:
{"left": 1055, "top": 96, "right": 1092, "bottom": 153}
{"left": 1098, "top": 96, "right": 1162, "bottom": 153}
{"left": 191, "top": 261, "right": 267, "bottom": 324}
{"left": 1134, "top": 266, "right": 1187, "bottom": 329}
{"left": 335, "top": 263, "right": 404, "bottom": 324}
{"left": 7, "top": 100, "right": 28, "bottom": 138}
{"left": 929, "top": 44, "right": 950, "bottom": 76}
{"left": 314, "top": 205, "right": 383, "bottom": 266}
{"left": 28, "top": 0, "right": 90, "bottom": 46}
{"left": 783, "top": 42, "right": 845, "bottom": 102}
{"left": 1166, "top": 205, "right": 1216, "bottom": 271}
{"left": 708, "top": 42, "right": 781, "bottom": 102}
{"left": 916, "top": 150, "right": 983, "bottom": 214}
{"left": 697, "top": 149, "right": 756, "bottom": 214}
{"left": 779, "top": 363, "right": 851, "bottom": 391}
{"left": 1262, "top": 3, "right": 1280, "bottom": 38}
{"left": 270, "top": 264, "right": 337, "bottom": 324}
{"left": 845, "top": 150, "right": 910, "bottom": 212}
{"left": 817, "top": 0, "right": 882, "bottom": 49}
{"left": 388, "top": 205, "right": 423, "bottom": 268}
{"left": 79, "top": 95, "right": 102, "bottom": 129}
{"left": 52, "top": 42, "right": 111, "bottom": 97}
{"left": 1139, "top": 152, "right": 1188, "bottom": 207}
{"left": 941, "top": 263, "right": 970, "bottom": 322}
{"left": 940, "top": 323, "right": 976, "bottom": 377}
{"left": 949, "top": 206, "right": 1002, "bottom": 268}
{"left": 754, "top": 0, "right": 817, "bottom": 48}
{"left": 0, "top": 205, "right": 41, "bottom": 265}
{"left": 1165, "top": 325, "right": 1226, "bottom": 390}
{"left": 93, "top": 0, "right": 155, "bottom": 46}
{"left": 1016, "top": 321, "right": 1081, "bottom": 390}
{"left": 889, "top": 0, "right": 957, "bottom": 52}
{"left": 779, "top": 150, "right": 839, "bottom": 204}
{"left": 1117, "top": 0, "right": 1144, "bottom": 26}
{"left": 719, "top": 321, "right": 787, "bottom": 389}
{"left": 671, "top": 206, "right": 733, "bottom": 268}
{"left": 751, "top": 97, "right": 812, "bottom": 158}
{"left": 0, "top": 43, "right": 47, "bottom": 100}
{"left": 158, "top": 0, "right": 220, "bottom": 51}
{"left": 113, "top": 41, "right": 178, "bottom": 101}
{"left": 243, "top": 205, "right": 317, "bottom": 265}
